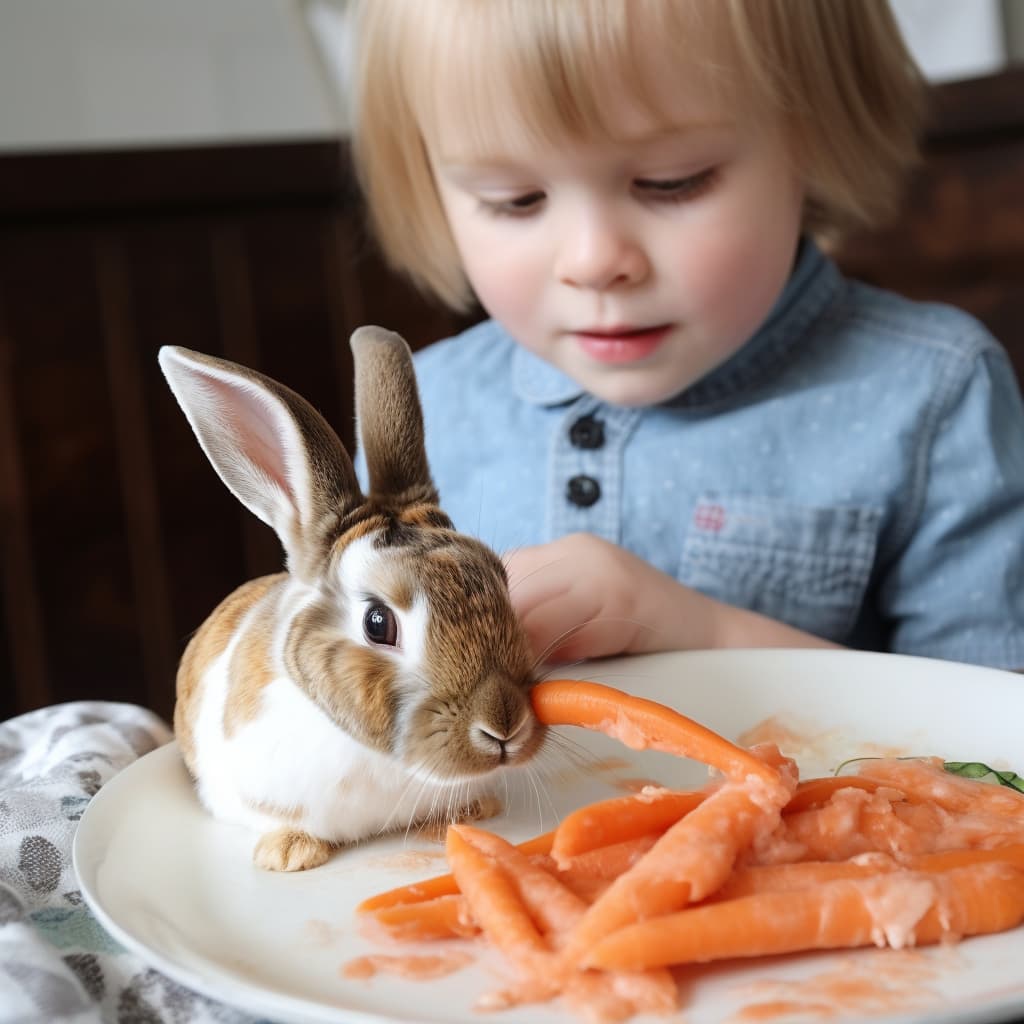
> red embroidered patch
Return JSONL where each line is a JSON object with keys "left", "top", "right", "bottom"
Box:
{"left": 693, "top": 503, "right": 726, "bottom": 532}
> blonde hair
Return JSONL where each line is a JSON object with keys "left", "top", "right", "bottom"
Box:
{"left": 351, "top": 0, "right": 926, "bottom": 311}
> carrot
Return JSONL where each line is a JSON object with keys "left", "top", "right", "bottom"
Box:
{"left": 552, "top": 787, "right": 707, "bottom": 864}
{"left": 584, "top": 862, "right": 1024, "bottom": 971}
{"left": 455, "top": 825, "right": 680, "bottom": 1017}
{"left": 444, "top": 825, "right": 553, "bottom": 982}
{"left": 531, "top": 678, "right": 782, "bottom": 787}
{"left": 455, "top": 824, "right": 587, "bottom": 938}
{"left": 718, "top": 843, "right": 1024, "bottom": 901}
{"left": 783, "top": 775, "right": 884, "bottom": 814}
{"left": 779, "top": 783, "right": 1024, "bottom": 864}
{"left": 775, "top": 783, "right": 935, "bottom": 862}
{"left": 362, "top": 893, "right": 479, "bottom": 942}
{"left": 854, "top": 757, "right": 1024, "bottom": 820}
{"left": 355, "top": 830, "right": 554, "bottom": 913}
{"left": 560, "top": 767, "right": 796, "bottom": 964}
{"left": 363, "top": 844, "right": 1024, "bottom": 944}
{"left": 911, "top": 843, "right": 1024, "bottom": 872}
{"left": 712, "top": 854, "right": 900, "bottom": 899}
{"left": 558, "top": 835, "right": 660, "bottom": 883}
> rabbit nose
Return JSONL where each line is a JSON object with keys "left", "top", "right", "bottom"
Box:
{"left": 475, "top": 716, "right": 529, "bottom": 756}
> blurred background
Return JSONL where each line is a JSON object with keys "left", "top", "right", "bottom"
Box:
{"left": 0, "top": 0, "right": 1023, "bottom": 149}
{"left": 1, "top": 0, "right": 1023, "bottom": 723}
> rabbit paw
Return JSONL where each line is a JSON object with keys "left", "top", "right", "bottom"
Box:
{"left": 254, "top": 827, "right": 333, "bottom": 871}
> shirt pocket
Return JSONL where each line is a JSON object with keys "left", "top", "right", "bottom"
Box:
{"left": 678, "top": 495, "right": 881, "bottom": 641}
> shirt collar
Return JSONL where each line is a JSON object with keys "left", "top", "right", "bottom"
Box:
{"left": 511, "top": 237, "right": 840, "bottom": 408}
{"left": 512, "top": 340, "right": 586, "bottom": 405}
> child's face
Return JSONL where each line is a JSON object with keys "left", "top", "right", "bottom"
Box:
{"left": 428, "top": 63, "right": 805, "bottom": 407}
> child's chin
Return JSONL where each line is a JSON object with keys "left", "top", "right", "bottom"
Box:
{"left": 583, "top": 371, "right": 690, "bottom": 408}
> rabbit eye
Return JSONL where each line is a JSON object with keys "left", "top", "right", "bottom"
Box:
{"left": 363, "top": 603, "right": 398, "bottom": 647}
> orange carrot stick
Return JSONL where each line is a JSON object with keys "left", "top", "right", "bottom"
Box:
{"left": 551, "top": 787, "right": 707, "bottom": 864}
{"left": 362, "top": 893, "right": 479, "bottom": 942}
{"left": 712, "top": 854, "right": 900, "bottom": 899}
{"left": 855, "top": 758, "right": 1024, "bottom": 820}
{"left": 444, "top": 826, "right": 552, "bottom": 977}
{"left": 356, "top": 830, "right": 554, "bottom": 913}
{"left": 560, "top": 767, "right": 796, "bottom": 964}
{"left": 775, "top": 788, "right": 1024, "bottom": 865}
{"left": 531, "top": 679, "right": 781, "bottom": 787}
{"left": 907, "top": 843, "right": 1024, "bottom": 872}
{"left": 783, "top": 775, "right": 883, "bottom": 814}
{"left": 717, "top": 844, "right": 1024, "bottom": 900}
{"left": 362, "top": 844, "right": 1024, "bottom": 943}
{"left": 776, "top": 782, "right": 936, "bottom": 862}
{"left": 456, "top": 824, "right": 587, "bottom": 938}
{"left": 558, "top": 835, "right": 660, "bottom": 883}
{"left": 584, "top": 862, "right": 1024, "bottom": 971}
{"left": 456, "top": 827, "right": 679, "bottom": 1016}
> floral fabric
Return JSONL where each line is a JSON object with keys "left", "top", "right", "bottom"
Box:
{"left": 0, "top": 702, "right": 262, "bottom": 1024}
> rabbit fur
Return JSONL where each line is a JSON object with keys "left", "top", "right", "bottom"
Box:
{"left": 158, "top": 326, "right": 544, "bottom": 871}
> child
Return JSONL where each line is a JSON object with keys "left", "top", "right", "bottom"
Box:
{"left": 349, "top": 0, "right": 1024, "bottom": 670}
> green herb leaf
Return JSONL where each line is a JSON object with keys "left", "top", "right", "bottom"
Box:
{"left": 943, "top": 761, "right": 1024, "bottom": 794}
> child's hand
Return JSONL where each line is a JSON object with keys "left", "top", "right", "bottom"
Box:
{"left": 505, "top": 533, "right": 676, "bottom": 663}
{"left": 505, "top": 533, "right": 837, "bottom": 665}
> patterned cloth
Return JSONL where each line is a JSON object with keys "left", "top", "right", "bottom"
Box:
{"left": 0, "top": 702, "right": 261, "bottom": 1024}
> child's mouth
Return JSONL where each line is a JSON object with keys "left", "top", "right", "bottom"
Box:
{"left": 573, "top": 325, "right": 671, "bottom": 365}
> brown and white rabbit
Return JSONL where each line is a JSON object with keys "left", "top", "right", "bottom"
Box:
{"left": 158, "top": 326, "right": 544, "bottom": 871}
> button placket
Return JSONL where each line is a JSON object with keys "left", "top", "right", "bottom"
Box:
{"left": 547, "top": 400, "right": 640, "bottom": 542}
{"left": 569, "top": 413, "right": 605, "bottom": 450}
{"left": 566, "top": 474, "right": 601, "bottom": 507}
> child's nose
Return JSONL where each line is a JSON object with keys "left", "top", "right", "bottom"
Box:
{"left": 555, "top": 208, "right": 648, "bottom": 290}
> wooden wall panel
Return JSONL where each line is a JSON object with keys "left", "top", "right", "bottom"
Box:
{"left": 835, "top": 69, "right": 1024, "bottom": 373}
{"left": 838, "top": 140, "right": 1024, "bottom": 365}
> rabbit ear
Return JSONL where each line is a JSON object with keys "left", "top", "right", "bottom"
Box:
{"left": 350, "top": 325, "right": 439, "bottom": 509}
{"left": 158, "top": 345, "right": 363, "bottom": 580}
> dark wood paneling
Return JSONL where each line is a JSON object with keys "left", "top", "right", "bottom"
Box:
{"left": 1, "top": 67, "right": 1023, "bottom": 722}
{"left": 834, "top": 67, "right": 1024, "bottom": 377}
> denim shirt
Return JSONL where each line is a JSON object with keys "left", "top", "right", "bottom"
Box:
{"left": 408, "top": 240, "right": 1024, "bottom": 669}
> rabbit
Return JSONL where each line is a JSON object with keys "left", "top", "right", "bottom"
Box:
{"left": 158, "top": 326, "right": 545, "bottom": 871}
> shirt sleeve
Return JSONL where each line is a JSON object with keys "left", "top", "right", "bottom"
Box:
{"left": 880, "top": 343, "right": 1024, "bottom": 669}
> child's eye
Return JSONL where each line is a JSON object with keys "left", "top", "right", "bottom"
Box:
{"left": 478, "top": 191, "right": 546, "bottom": 218}
{"left": 634, "top": 168, "right": 718, "bottom": 203}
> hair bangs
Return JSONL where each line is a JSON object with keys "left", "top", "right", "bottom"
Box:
{"left": 408, "top": 0, "right": 733, "bottom": 157}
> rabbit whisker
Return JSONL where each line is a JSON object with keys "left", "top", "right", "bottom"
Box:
{"left": 539, "top": 727, "right": 606, "bottom": 783}
{"left": 538, "top": 657, "right": 587, "bottom": 680}
{"left": 531, "top": 620, "right": 591, "bottom": 674}
{"left": 380, "top": 749, "right": 447, "bottom": 839}
{"left": 522, "top": 760, "right": 556, "bottom": 834}
{"left": 503, "top": 551, "right": 574, "bottom": 596}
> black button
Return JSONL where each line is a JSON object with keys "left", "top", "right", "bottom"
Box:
{"left": 566, "top": 475, "right": 601, "bottom": 507}
{"left": 569, "top": 414, "right": 605, "bottom": 449}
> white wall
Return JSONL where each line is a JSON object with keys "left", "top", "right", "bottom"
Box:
{"left": 0, "top": 0, "right": 1021, "bottom": 153}
{"left": 0, "top": 0, "right": 337, "bottom": 151}
{"left": 891, "top": 0, "right": 1009, "bottom": 81}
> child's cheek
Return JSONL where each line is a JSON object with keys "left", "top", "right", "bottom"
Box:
{"left": 459, "top": 239, "right": 542, "bottom": 328}
{"left": 691, "top": 187, "right": 803, "bottom": 326}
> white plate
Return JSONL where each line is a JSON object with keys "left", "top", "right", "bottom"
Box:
{"left": 74, "top": 649, "right": 1024, "bottom": 1024}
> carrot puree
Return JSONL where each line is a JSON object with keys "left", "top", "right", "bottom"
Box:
{"left": 733, "top": 950, "right": 938, "bottom": 1020}
{"left": 341, "top": 951, "right": 473, "bottom": 981}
